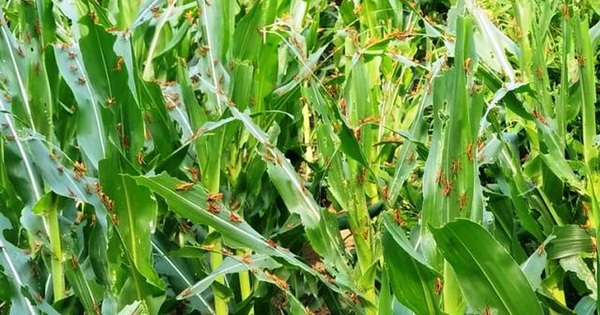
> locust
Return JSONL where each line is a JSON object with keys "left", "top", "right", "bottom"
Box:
{"left": 175, "top": 181, "right": 194, "bottom": 192}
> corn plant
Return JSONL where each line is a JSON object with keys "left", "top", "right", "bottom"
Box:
{"left": 0, "top": 0, "right": 598, "bottom": 314}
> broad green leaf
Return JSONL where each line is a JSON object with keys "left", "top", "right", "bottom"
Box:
{"left": 0, "top": 213, "right": 59, "bottom": 314}
{"left": 475, "top": 65, "right": 532, "bottom": 119}
{"left": 383, "top": 214, "right": 441, "bottom": 314}
{"left": 0, "top": 220, "right": 37, "bottom": 314}
{"left": 0, "top": 97, "right": 43, "bottom": 205}
{"left": 112, "top": 30, "right": 139, "bottom": 104}
{"left": 0, "top": 11, "right": 39, "bottom": 133}
{"left": 141, "top": 0, "right": 177, "bottom": 80}
{"left": 252, "top": 269, "right": 311, "bottom": 315}
{"left": 573, "top": 10, "right": 600, "bottom": 255}
{"left": 8, "top": 4, "right": 55, "bottom": 137}
{"left": 117, "top": 301, "right": 147, "bottom": 315}
{"left": 379, "top": 265, "right": 393, "bottom": 315}
{"left": 574, "top": 295, "right": 596, "bottom": 315}
{"left": 79, "top": 18, "right": 145, "bottom": 159}
{"left": 116, "top": 265, "right": 165, "bottom": 315}
{"left": 153, "top": 23, "right": 191, "bottom": 59}
{"left": 388, "top": 57, "right": 444, "bottom": 204}
{"left": 134, "top": 172, "right": 341, "bottom": 290}
{"left": 100, "top": 154, "right": 165, "bottom": 314}
{"left": 559, "top": 256, "right": 597, "bottom": 300}
{"left": 431, "top": 219, "right": 543, "bottom": 314}
{"left": 315, "top": 122, "right": 350, "bottom": 211}
{"left": 191, "top": 0, "right": 235, "bottom": 116}
{"left": 493, "top": 132, "right": 544, "bottom": 240}
{"left": 537, "top": 127, "right": 584, "bottom": 194}
{"left": 546, "top": 225, "right": 593, "bottom": 260}
{"left": 25, "top": 137, "right": 115, "bottom": 288}
{"left": 477, "top": 136, "right": 502, "bottom": 165}
{"left": 232, "top": 2, "right": 264, "bottom": 61}
{"left": 422, "top": 15, "right": 484, "bottom": 241}
{"left": 151, "top": 237, "right": 214, "bottom": 314}
{"left": 386, "top": 51, "right": 421, "bottom": 68}
{"left": 334, "top": 118, "right": 371, "bottom": 169}
{"left": 178, "top": 254, "right": 280, "bottom": 299}
{"left": 229, "top": 107, "right": 352, "bottom": 285}
{"left": 53, "top": 42, "right": 108, "bottom": 169}
{"left": 63, "top": 249, "right": 104, "bottom": 315}
{"left": 468, "top": 5, "right": 517, "bottom": 82}
{"left": 28, "top": 138, "right": 109, "bottom": 230}
{"left": 139, "top": 79, "right": 179, "bottom": 158}
{"left": 99, "top": 155, "right": 160, "bottom": 286}
{"left": 591, "top": 20, "right": 600, "bottom": 49}
{"left": 535, "top": 292, "right": 575, "bottom": 315}
{"left": 161, "top": 84, "right": 193, "bottom": 139}
{"left": 132, "top": 0, "right": 165, "bottom": 28}
{"left": 53, "top": 0, "right": 82, "bottom": 39}
{"left": 273, "top": 46, "right": 327, "bottom": 97}
{"left": 0, "top": 0, "right": 598, "bottom": 313}
{"left": 229, "top": 107, "right": 321, "bottom": 226}
{"left": 520, "top": 235, "right": 556, "bottom": 290}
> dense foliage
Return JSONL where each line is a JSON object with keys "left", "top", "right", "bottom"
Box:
{"left": 0, "top": 0, "right": 599, "bottom": 314}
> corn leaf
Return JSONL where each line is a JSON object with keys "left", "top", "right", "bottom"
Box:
{"left": 134, "top": 172, "right": 344, "bottom": 291}
{"left": 432, "top": 219, "right": 543, "bottom": 314}
{"left": 383, "top": 214, "right": 442, "bottom": 314}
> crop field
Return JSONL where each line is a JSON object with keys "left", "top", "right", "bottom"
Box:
{"left": 0, "top": 0, "right": 599, "bottom": 314}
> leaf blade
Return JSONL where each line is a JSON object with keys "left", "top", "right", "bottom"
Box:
{"left": 431, "top": 219, "right": 543, "bottom": 314}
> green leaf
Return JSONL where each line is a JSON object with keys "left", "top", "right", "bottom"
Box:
{"left": 229, "top": 108, "right": 319, "bottom": 223}
{"left": 99, "top": 154, "right": 161, "bottom": 286}
{"left": 178, "top": 254, "right": 280, "bottom": 299}
{"left": 229, "top": 107, "right": 353, "bottom": 286}
{"left": 63, "top": 249, "right": 104, "bottom": 315}
{"left": 192, "top": 0, "right": 235, "bottom": 116}
{"left": 28, "top": 138, "right": 109, "bottom": 230}
{"left": 431, "top": 219, "right": 543, "bottom": 314}
{"left": 574, "top": 295, "right": 596, "bottom": 315}
{"left": 546, "top": 225, "right": 593, "bottom": 260}
{"left": 100, "top": 154, "right": 166, "bottom": 313}
{"left": 0, "top": 212, "right": 59, "bottom": 314}
{"left": 0, "top": 227, "right": 37, "bottom": 314}
{"left": 139, "top": 79, "right": 179, "bottom": 158}
{"left": 151, "top": 237, "right": 214, "bottom": 313}
{"left": 232, "top": 2, "right": 264, "bottom": 61}
{"left": 116, "top": 265, "right": 165, "bottom": 315}
{"left": 0, "top": 98, "right": 43, "bottom": 205}
{"left": 79, "top": 19, "right": 144, "bottom": 159}
{"left": 0, "top": 11, "right": 41, "bottom": 134}
{"left": 117, "top": 301, "right": 147, "bottom": 315}
{"left": 520, "top": 235, "right": 555, "bottom": 290}
{"left": 334, "top": 119, "right": 370, "bottom": 169}
{"left": 134, "top": 172, "right": 338, "bottom": 289}
{"left": 559, "top": 256, "right": 596, "bottom": 300}
{"left": 388, "top": 57, "right": 445, "bottom": 205}
{"left": 382, "top": 214, "right": 442, "bottom": 314}
{"left": 53, "top": 42, "right": 108, "bottom": 169}
{"left": 467, "top": 5, "right": 517, "bottom": 82}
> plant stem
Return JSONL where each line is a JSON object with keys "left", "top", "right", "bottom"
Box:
{"left": 48, "top": 203, "right": 64, "bottom": 301}
{"left": 238, "top": 250, "right": 253, "bottom": 314}
{"left": 205, "top": 131, "right": 228, "bottom": 315}
{"left": 557, "top": 1, "right": 570, "bottom": 149}
{"left": 512, "top": 0, "right": 532, "bottom": 74}
{"left": 348, "top": 178, "right": 376, "bottom": 314}
{"left": 573, "top": 9, "right": 600, "bottom": 306}
{"left": 443, "top": 262, "right": 463, "bottom": 314}
{"left": 301, "top": 101, "right": 313, "bottom": 179}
